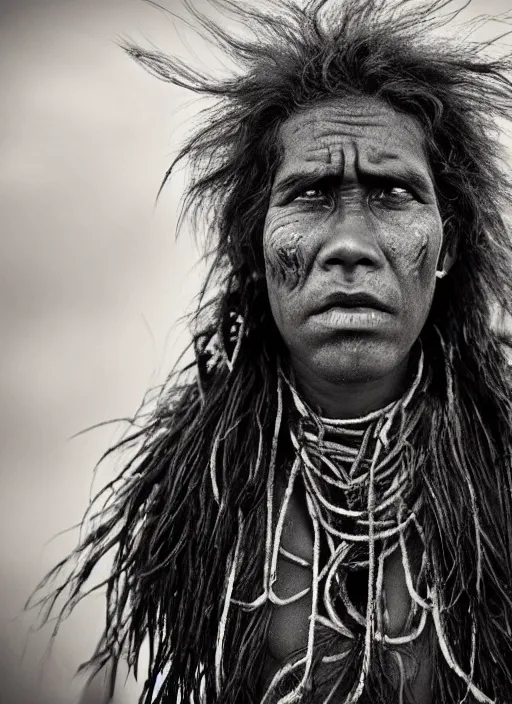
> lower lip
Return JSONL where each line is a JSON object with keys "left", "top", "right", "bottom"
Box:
{"left": 313, "top": 306, "right": 391, "bottom": 330}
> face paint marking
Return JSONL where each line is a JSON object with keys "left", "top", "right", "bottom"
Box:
{"left": 274, "top": 243, "right": 305, "bottom": 288}
{"left": 265, "top": 228, "right": 307, "bottom": 290}
{"left": 405, "top": 226, "right": 431, "bottom": 275}
{"left": 413, "top": 233, "right": 428, "bottom": 270}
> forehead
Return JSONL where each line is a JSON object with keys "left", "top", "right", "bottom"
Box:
{"left": 275, "top": 96, "right": 431, "bottom": 181}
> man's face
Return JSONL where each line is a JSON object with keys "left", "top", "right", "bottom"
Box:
{"left": 263, "top": 97, "right": 444, "bottom": 384}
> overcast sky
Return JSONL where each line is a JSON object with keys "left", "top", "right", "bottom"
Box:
{"left": 1, "top": 1, "right": 512, "bottom": 702}
{"left": 0, "top": 2, "right": 206, "bottom": 700}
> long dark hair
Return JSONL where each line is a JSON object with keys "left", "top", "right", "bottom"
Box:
{"left": 30, "top": 1, "right": 512, "bottom": 702}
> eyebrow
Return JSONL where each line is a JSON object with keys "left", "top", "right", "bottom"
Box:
{"left": 272, "top": 170, "right": 339, "bottom": 196}
{"left": 272, "top": 163, "right": 434, "bottom": 198}
{"left": 368, "top": 166, "right": 434, "bottom": 196}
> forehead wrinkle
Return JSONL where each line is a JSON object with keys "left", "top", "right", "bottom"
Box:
{"left": 311, "top": 120, "right": 391, "bottom": 141}
{"left": 274, "top": 99, "right": 434, "bottom": 195}
{"left": 285, "top": 139, "right": 431, "bottom": 183}
{"left": 283, "top": 100, "right": 426, "bottom": 149}
{"left": 302, "top": 143, "right": 344, "bottom": 169}
{"left": 366, "top": 150, "right": 400, "bottom": 164}
{"left": 273, "top": 145, "right": 345, "bottom": 188}
{"left": 363, "top": 123, "right": 428, "bottom": 164}
{"left": 290, "top": 133, "right": 347, "bottom": 169}
{"left": 302, "top": 147, "right": 335, "bottom": 164}
{"left": 282, "top": 127, "right": 426, "bottom": 168}
{"left": 305, "top": 105, "right": 392, "bottom": 127}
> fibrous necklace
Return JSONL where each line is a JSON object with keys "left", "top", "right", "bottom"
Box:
{"left": 215, "top": 349, "right": 493, "bottom": 704}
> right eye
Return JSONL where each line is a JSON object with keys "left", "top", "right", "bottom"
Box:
{"left": 292, "top": 187, "right": 329, "bottom": 203}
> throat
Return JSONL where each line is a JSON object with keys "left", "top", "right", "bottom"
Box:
{"left": 291, "top": 354, "right": 411, "bottom": 419}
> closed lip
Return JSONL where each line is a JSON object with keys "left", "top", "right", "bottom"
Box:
{"left": 314, "top": 291, "right": 394, "bottom": 315}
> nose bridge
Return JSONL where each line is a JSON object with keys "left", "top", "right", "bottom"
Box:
{"left": 318, "top": 198, "right": 382, "bottom": 270}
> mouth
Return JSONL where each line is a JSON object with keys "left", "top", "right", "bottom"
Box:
{"left": 310, "top": 290, "right": 395, "bottom": 332}
{"left": 314, "top": 291, "right": 393, "bottom": 315}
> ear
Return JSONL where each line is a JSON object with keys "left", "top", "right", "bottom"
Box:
{"left": 436, "top": 237, "right": 457, "bottom": 277}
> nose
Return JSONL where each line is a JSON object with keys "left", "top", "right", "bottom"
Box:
{"left": 317, "top": 209, "right": 384, "bottom": 274}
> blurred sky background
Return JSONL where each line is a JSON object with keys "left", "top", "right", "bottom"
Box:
{"left": 1, "top": 0, "right": 512, "bottom": 702}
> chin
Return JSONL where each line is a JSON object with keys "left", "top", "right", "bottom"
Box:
{"left": 305, "top": 340, "right": 410, "bottom": 385}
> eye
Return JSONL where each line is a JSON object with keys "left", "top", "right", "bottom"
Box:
{"left": 292, "top": 186, "right": 330, "bottom": 204}
{"left": 370, "top": 185, "right": 416, "bottom": 208}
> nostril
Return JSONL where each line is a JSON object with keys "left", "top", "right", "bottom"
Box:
{"left": 324, "top": 255, "right": 375, "bottom": 269}
{"left": 318, "top": 225, "right": 384, "bottom": 272}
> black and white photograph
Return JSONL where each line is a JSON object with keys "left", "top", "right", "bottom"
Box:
{"left": 2, "top": 1, "right": 512, "bottom": 702}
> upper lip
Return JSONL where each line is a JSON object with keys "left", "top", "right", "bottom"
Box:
{"left": 315, "top": 290, "right": 393, "bottom": 314}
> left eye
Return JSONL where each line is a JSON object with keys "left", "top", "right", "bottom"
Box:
{"left": 371, "top": 186, "right": 415, "bottom": 206}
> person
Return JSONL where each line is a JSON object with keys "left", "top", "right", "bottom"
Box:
{"left": 30, "top": 0, "right": 512, "bottom": 702}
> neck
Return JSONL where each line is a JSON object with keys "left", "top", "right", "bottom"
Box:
{"left": 291, "top": 355, "right": 411, "bottom": 420}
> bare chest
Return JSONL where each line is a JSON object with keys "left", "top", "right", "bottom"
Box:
{"left": 263, "top": 484, "right": 432, "bottom": 703}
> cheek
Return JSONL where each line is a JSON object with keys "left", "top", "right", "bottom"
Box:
{"left": 263, "top": 214, "right": 311, "bottom": 290}
{"left": 386, "top": 216, "right": 442, "bottom": 282}
{"left": 385, "top": 215, "right": 443, "bottom": 329}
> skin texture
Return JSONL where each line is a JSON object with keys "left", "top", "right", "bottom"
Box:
{"left": 264, "top": 481, "right": 433, "bottom": 704}
{"left": 263, "top": 96, "right": 451, "bottom": 418}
